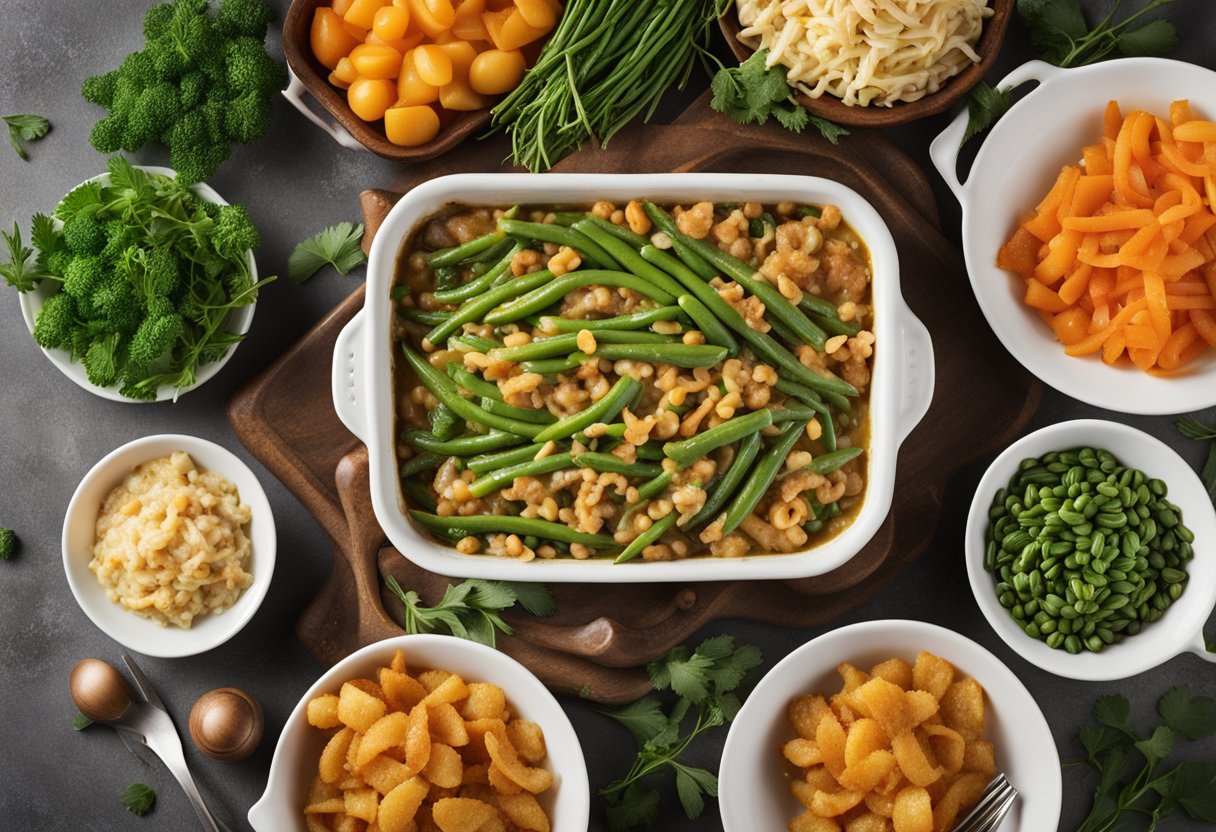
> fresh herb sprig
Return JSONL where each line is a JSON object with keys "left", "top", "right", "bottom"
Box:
{"left": 3, "top": 114, "right": 50, "bottom": 160}
{"left": 1175, "top": 417, "right": 1216, "bottom": 507}
{"left": 384, "top": 576, "right": 555, "bottom": 648}
{"left": 121, "top": 783, "right": 156, "bottom": 817}
{"left": 963, "top": 0, "right": 1179, "bottom": 148}
{"left": 599, "top": 635, "right": 763, "bottom": 830}
{"left": 0, "top": 527, "right": 17, "bottom": 561}
{"left": 287, "top": 222, "right": 366, "bottom": 284}
{"left": 71, "top": 710, "right": 93, "bottom": 731}
{"left": 1069, "top": 686, "right": 1216, "bottom": 831}
{"left": 710, "top": 50, "right": 848, "bottom": 144}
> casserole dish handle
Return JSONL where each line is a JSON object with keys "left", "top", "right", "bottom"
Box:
{"left": 282, "top": 71, "right": 367, "bottom": 153}
{"left": 897, "top": 303, "right": 935, "bottom": 446}
{"left": 1186, "top": 629, "right": 1216, "bottom": 665}
{"left": 332, "top": 308, "right": 368, "bottom": 442}
{"left": 928, "top": 60, "right": 1063, "bottom": 204}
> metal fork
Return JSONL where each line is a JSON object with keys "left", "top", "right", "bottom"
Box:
{"left": 951, "top": 773, "right": 1019, "bottom": 832}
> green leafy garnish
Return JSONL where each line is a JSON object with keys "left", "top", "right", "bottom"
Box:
{"left": 384, "top": 577, "right": 555, "bottom": 647}
{"left": 710, "top": 50, "right": 848, "bottom": 144}
{"left": 3, "top": 114, "right": 50, "bottom": 160}
{"left": 72, "top": 710, "right": 93, "bottom": 731}
{"left": 962, "top": 0, "right": 1179, "bottom": 148}
{"left": 287, "top": 222, "right": 367, "bottom": 284}
{"left": 0, "top": 528, "right": 17, "bottom": 561}
{"left": 599, "top": 635, "right": 763, "bottom": 830}
{"left": 1175, "top": 417, "right": 1216, "bottom": 508}
{"left": 1069, "top": 686, "right": 1216, "bottom": 831}
{"left": 0, "top": 223, "right": 48, "bottom": 293}
{"left": 121, "top": 783, "right": 156, "bottom": 817}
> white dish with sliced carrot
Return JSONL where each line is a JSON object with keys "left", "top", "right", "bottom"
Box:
{"left": 930, "top": 57, "right": 1216, "bottom": 415}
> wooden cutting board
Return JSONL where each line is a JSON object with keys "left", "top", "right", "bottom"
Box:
{"left": 228, "top": 94, "right": 1041, "bottom": 703}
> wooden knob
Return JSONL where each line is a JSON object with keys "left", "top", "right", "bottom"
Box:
{"left": 70, "top": 659, "right": 133, "bottom": 722}
{"left": 189, "top": 688, "right": 263, "bottom": 762}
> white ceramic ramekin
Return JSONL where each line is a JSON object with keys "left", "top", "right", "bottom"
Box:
{"left": 248, "top": 634, "right": 590, "bottom": 832}
{"left": 62, "top": 434, "right": 276, "bottom": 658}
{"left": 930, "top": 58, "right": 1216, "bottom": 414}
{"left": 965, "top": 419, "right": 1216, "bottom": 681}
{"left": 719, "top": 620, "right": 1061, "bottom": 832}
{"left": 332, "top": 173, "right": 934, "bottom": 582}
{"left": 18, "top": 166, "right": 258, "bottom": 403}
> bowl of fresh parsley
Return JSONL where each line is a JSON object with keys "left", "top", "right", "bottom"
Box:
{"left": 1, "top": 157, "right": 273, "bottom": 402}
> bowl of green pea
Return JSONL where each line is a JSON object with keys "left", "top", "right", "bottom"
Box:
{"left": 965, "top": 419, "right": 1216, "bottom": 681}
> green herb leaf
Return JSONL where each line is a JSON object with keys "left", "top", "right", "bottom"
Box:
{"left": 962, "top": 82, "right": 1017, "bottom": 148}
{"left": 604, "top": 783, "right": 660, "bottom": 832}
{"left": 1176, "top": 418, "right": 1216, "bottom": 442}
{"left": 1134, "top": 725, "right": 1175, "bottom": 765}
{"left": 1018, "top": 0, "right": 1088, "bottom": 62}
{"left": 72, "top": 711, "right": 93, "bottom": 731}
{"left": 1017, "top": 0, "right": 1180, "bottom": 68}
{"left": 288, "top": 222, "right": 367, "bottom": 283}
{"left": 1116, "top": 19, "right": 1178, "bottom": 56}
{"left": 601, "top": 696, "right": 669, "bottom": 745}
{"left": 674, "top": 765, "right": 716, "bottom": 819}
{"left": 121, "top": 783, "right": 156, "bottom": 816}
{"left": 1167, "top": 762, "right": 1216, "bottom": 821}
{"left": 3, "top": 113, "right": 50, "bottom": 160}
{"left": 0, "top": 222, "right": 48, "bottom": 292}
{"left": 710, "top": 49, "right": 847, "bottom": 143}
{"left": 1159, "top": 686, "right": 1216, "bottom": 741}
{"left": 1094, "top": 694, "right": 1132, "bottom": 732}
{"left": 504, "top": 582, "right": 557, "bottom": 617}
{"left": 384, "top": 575, "right": 553, "bottom": 648}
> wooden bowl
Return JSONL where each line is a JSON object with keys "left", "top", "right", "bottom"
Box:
{"left": 282, "top": 0, "right": 489, "bottom": 162}
{"left": 719, "top": 0, "right": 1014, "bottom": 128}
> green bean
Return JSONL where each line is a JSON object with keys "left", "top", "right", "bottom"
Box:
{"left": 409, "top": 510, "right": 617, "bottom": 548}
{"left": 469, "top": 452, "right": 575, "bottom": 498}
{"left": 664, "top": 410, "right": 772, "bottom": 468}
{"left": 520, "top": 354, "right": 590, "bottom": 375}
{"left": 426, "top": 268, "right": 555, "bottom": 346}
{"left": 723, "top": 421, "right": 808, "bottom": 534}
{"left": 788, "top": 447, "right": 863, "bottom": 476}
{"left": 427, "top": 228, "right": 508, "bottom": 268}
{"left": 402, "top": 345, "right": 544, "bottom": 438}
{"left": 491, "top": 330, "right": 678, "bottom": 362}
{"left": 428, "top": 402, "right": 461, "bottom": 441}
{"left": 467, "top": 443, "right": 546, "bottom": 474}
{"left": 805, "top": 305, "right": 860, "bottom": 337}
{"left": 687, "top": 432, "right": 763, "bottom": 528}
{"left": 580, "top": 214, "right": 651, "bottom": 249}
{"left": 401, "top": 480, "right": 438, "bottom": 512}
{"left": 571, "top": 219, "right": 687, "bottom": 299}
{"left": 550, "top": 210, "right": 588, "bottom": 226}
{"left": 615, "top": 512, "right": 677, "bottom": 564}
{"left": 400, "top": 452, "right": 445, "bottom": 478}
{"left": 820, "top": 409, "right": 837, "bottom": 452}
{"left": 644, "top": 203, "right": 828, "bottom": 349}
{"left": 451, "top": 334, "right": 502, "bottom": 352}
{"left": 402, "top": 429, "right": 524, "bottom": 456}
{"left": 479, "top": 397, "right": 557, "bottom": 424}
{"left": 538, "top": 305, "right": 681, "bottom": 332}
{"left": 677, "top": 294, "right": 738, "bottom": 357}
{"left": 484, "top": 270, "right": 678, "bottom": 324}
{"left": 433, "top": 242, "right": 524, "bottom": 304}
{"left": 592, "top": 343, "right": 727, "bottom": 368}
{"left": 640, "top": 242, "right": 858, "bottom": 398}
{"left": 533, "top": 376, "right": 642, "bottom": 443}
{"left": 766, "top": 315, "right": 802, "bottom": 349}
{"left": 399, "top": 308, "right": 451, "bottom": 326}
{"left": 637, "top": 471, "right": 673, "bottom": 501}
{"left": 447, "top": 364, "right": 502, "bottom": 400}
{"left": 574, "top": 452, "right": 663, "bottom": 478}
{"left": 497, "top": 219, "right": 620, "bottom": 269}
{"left": 797, "top": 292, "right": 841, "bottom": 322}
{"left": 770, "top": 404, "right": 818, "bottom": 423}
{"left": 573, "top": 423, "right": 628, "bottom": 443}
{"left": 635, "top": 442, "right": 664, "bottom": 461}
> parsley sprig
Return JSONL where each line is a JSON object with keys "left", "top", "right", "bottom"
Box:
{"left": 3, "top": 114, "right": 50, "bottom": 160}
{"left": 287, "top": 222, "right": 367, "bottom": 284}
{"left": 121, "top": 783, "right": 156, "bottom": 817}
{"left": 1176, "top": 417, "right": 1216, "bottom": 510}
{"left": 384, "top": 576, "right": 555, "bottom": 647}
{"left": 599, "top": 635, "right": 763, "bottom": 830}
{"left": 1069, "top": 686, "right": 1216, "bottom": 831}
{"left": 710, "top": 50, "right": 848, "bottom": 144}
{"left": 962, "top": 0, "right": 1179, "bottom": 148}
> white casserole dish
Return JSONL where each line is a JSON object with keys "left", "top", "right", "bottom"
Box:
{"left": 930, "top": 58, "right": 1216, "bottom": 414}
{"left": 332, "top": 173, "right": 934, "bottom": 582}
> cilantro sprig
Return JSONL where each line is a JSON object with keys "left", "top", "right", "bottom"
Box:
{"left": 710, "top": 50, "right": 848, "bottom": 144}
{"left": 1069, "top": 686, "right": 1216, "bottom": 831}
{"left": 3, "top": 114, "right": 50, "bottom": 160}
{"left": 384, "top": 576, "right": 555, "bottom": 648}
{"left": 121, "top": 783, "right": 156, "bottom": 817}
{"left": 962, "top": 0, "right": 1179, "bottom": 149}
{"left": 599, "top": 635, "right": 763, "bottom": 830}
{"left": 287, "top": 222, "right": 367, "bottom": 284}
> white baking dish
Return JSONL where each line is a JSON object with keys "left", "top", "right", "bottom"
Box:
{"left": 332, "top": 173, "right": 934, "bottom": 582}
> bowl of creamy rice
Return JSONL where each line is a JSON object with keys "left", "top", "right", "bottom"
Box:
{"left": 62, "top": 434, "right": 276, "bottom": 658}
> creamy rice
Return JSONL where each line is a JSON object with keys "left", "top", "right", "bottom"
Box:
{"left": 89, "top": 451, "right": 253, "bottom": 629}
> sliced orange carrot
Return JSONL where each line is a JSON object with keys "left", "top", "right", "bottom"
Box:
{"left": 1083, "top": 143, "right": 1113, "bottom": 175}
{"left": 996, "top": 227, "right": 1041, "bottom": 273}
{"left": 1170, "top": 100, "right": 1194, "bottom": 127}
{"left": 1050, "top": 307, "right": 1091, "bottom": 345}
{"left": 1025, "top": 166, "right": 1080, "bottom": 241}
{"left": 1174, "top": 121, "right": 1216, "bottom": 143}
{"left": 1035, "top": 231, "right": 1082, "bottom": 282}
{"left": 1166, "top": 294, "right": 1216, "bottom": 310}
{"left": 1104, "top": 100, "right": 1123, "bottom": 139}
{"left": 1062, "top": 209, "right": 1154, "bottom": 232}
{"left": 1064, "top": 299, "right": 1148, "bottom": 355}
{"left": 1025, "top": 279, "right": 1070, "bottom": 312}
{"left": 1190, "top": 308, "right": 1216, "bottom": 346}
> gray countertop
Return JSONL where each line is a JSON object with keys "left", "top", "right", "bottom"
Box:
{"left": 1, "top": 0, "right": 1213, "bottom": 829}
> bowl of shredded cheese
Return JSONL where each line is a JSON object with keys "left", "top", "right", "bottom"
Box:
{"left": 720, "top": 0, "right": 1014, "bottom": 127}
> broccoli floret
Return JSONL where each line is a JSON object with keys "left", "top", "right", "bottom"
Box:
{"left": 93, "top": 275, "right": 145, "bottom": 334}
{"left": 225, "top": 90, "right": 272, "bottom": 143}
{"left": 225, "top": 36, "right": 284, "bottom": 97}
{"left": 143, "top": 2, "right": 175, "bottom": 39}
{"left": 147, "top": 294, "right": 176, "bottom": 319}
{"left": 89, "top": 115, "right": 126, "bottom": 154}
{"left": 212, "top": 204, "right": 259, "bottom": 260}
{"left": 117, "top": 51, "right": 157, "bottom": 92}
{"left": 46, "top": 249, "right": 73, "bottom": 277}
{"left": 82, "top": 70, "right": 121, "bottom": 107}
{"left": 62, "top": 255, "right": 108, "bottom": 309}
{"left": 33, "top": 293, "right": 77, "bottom": 349}
{"left": 0, "top": 528, "right": 16, "bottom": 560}
{"left": 145, "top": 246, "right": 183, "bottom": 298}
{"left": 178, "top": 71, "right": 207, "bottom": 110}
{"left": 128, "top": 312, "right": 185, "bottom": 365}
{"left": 217, "top": 0, "right": 273, "bottom": 38}
{"left": 63, "top": 206, "right": 108, "bottom": 256}
{"left": 169, "top": 140, "right": 227, "bottom": 186}
{"left": 125, "top": 83, "right": 183, "bottom": 149}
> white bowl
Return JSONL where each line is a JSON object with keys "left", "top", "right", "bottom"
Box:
{"left": 930, "top": 58, "right": 1216, "bottom": 414}
{"left": 719, "top": 620, "right": 1061, "bottom": 832}
{"left": 248, "top": 634, "right": 590, "bottom": 832}
{"left": 332, "top": 172, "right": 935, "bottom": 582}
{"left": 19, "top": 165, "right": 258, "bottom": 403}
{"left": 965, "top": 419, "right": 1216, "bottom": 681}
{"left": 62, "top": 434, "right": 276, "bottom": 658}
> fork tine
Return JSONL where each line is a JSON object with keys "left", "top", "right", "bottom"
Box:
{"left": 952, "top": 774, "right": 1018, "bottom": 832}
